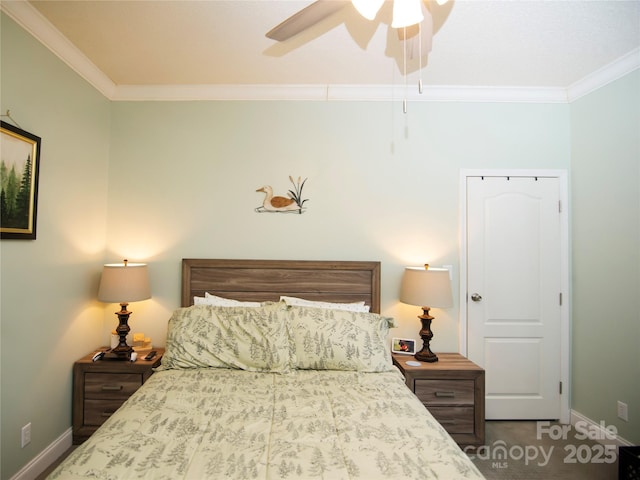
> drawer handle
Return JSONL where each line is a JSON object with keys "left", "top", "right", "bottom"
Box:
{"left": 434, "top": 391, "right": 456, "bottom": 398}
{"left": 101, "top": 412, "right": 114, "bottom": 418}
{"left": 101, "top": 385, "right": 123, "bottom": 392}
{"left": 439, "top": 420, "right": 457, "bottom": 425}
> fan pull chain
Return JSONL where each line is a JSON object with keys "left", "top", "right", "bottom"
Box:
{"left": 418, "top": 22, "right": 423, "bottom": 94}
{"left": 403, "top": 26, "right": 408, "bottom": 114}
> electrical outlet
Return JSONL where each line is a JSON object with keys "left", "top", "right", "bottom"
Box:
{"left": 21, "top": 423, "right": 31, "bottom": 448}
{"left": 617, "top": 401, "right": 629, "bottom": 421}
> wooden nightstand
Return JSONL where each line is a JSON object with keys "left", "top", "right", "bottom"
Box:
{"left": 392, "top": 352, "right": 485, "bottom": 446}
{"left": 72, "top": 348, "right": 164, "bottom": 444}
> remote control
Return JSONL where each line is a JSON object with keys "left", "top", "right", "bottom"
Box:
{"left": 144, "top": 350, "right": 157, "bottom": 361}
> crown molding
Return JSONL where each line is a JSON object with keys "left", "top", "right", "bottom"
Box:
{"left": 112, "top": 83, "right": 569, "bottom": 103}
{"left": 566, "top": 47, "right": 640, "bottom": 102}
{"left": 2, "top": 1, "right": 638, "bottom": 104}
{"left": 1, "top": 0, "right": 117, "bottom": 98}
{"left": 113, "top": 84, "right": 332, "bottom": 102}
{"left": 328, "top": 85, "right": 569, "bottom": 103}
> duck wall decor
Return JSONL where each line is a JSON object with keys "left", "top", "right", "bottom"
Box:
{"left": 256, "top": 176, "right": 308, "bottom": 214}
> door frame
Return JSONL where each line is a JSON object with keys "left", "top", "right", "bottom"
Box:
{"left": 459, "top": 169, "right": 571, "bottom": 424}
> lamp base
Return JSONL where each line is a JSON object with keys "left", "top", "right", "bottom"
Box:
{"left": 109, "top": 303, "right": 134, "bottom": 360}
{"left": 102, "top": 350, "right": 132, "bottom": 361}
{"left": 415, "top": 349, "right": 438, "bottom": 363}
{"left": 415, "top": 306, "right": 438, "bottom": 363}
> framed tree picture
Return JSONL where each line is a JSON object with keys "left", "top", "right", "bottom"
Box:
{"left": 1, "top": 121, "right": 41, "bottom": 239}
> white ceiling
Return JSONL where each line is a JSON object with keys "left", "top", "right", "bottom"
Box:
{"left": 3, "top": 0, "right": 640, "bottom": 102}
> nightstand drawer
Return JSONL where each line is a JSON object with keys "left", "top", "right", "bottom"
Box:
{"left": 429, "top": 406, "right": 475, "bottom": 434}
{"left": 84, "top": 373, "right": 143, "bottom": 399}
{"left": 84, "top": 398, "right": 127, "bottom": 425}
{"left": 415, "top": 379, "right": 474, "bottom": 406}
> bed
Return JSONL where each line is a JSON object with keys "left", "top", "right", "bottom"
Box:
{"left": 49, "top": 259, "right": 484, "bottom": 479}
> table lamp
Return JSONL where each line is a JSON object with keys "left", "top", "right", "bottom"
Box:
{"left": 399, "top": 265, "right": 453, "bottom": 362}
{"left": 98, "top": 259, "right": 151, "bottom": 360}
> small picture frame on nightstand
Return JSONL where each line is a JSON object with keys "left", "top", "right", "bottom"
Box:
{"left": 392, "top": 338, "right": 416, "bottom": 354}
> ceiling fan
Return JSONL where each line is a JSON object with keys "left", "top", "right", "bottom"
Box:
{"left": 266, "top": 0, "right": 449, "bottom": 62}
{"left": 266, "top": 0, "right": 451, "bottom": 112}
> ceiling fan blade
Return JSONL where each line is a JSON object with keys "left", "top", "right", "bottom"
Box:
{"left": 266, "top": 0, "right": 349, "bottom": 41}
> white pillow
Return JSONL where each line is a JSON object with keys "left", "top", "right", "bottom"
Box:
{"left": 279, "top": 295, "right": 370, "bottom": 312}
{"left": 192, "top": 292, "right": 262, "bottom": 307}
{"left": 193, "top": 295, "right": 209, "bottom": 305}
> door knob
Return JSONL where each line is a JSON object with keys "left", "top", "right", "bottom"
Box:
{"left": 471, "top": 293, "right": 482, "bottom": 302}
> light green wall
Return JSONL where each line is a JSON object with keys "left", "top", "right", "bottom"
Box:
{"left": 0, "top": 14, "right": 110, "bottom": 478}
{"left": 105, "top": 100, "right": 570, "bottom": 354}
{"left": 570, "top": 70, "right": 640, "bottom": 444}
{"left": 2, "top": 10, "right": 638, "bottom": 479}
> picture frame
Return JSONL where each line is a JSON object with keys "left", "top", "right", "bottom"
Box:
{"left": 1, "top": 121, "right": 41, "bottom": 240}
{"left": 392, "top": 338, "right": 416, "bottom": 355}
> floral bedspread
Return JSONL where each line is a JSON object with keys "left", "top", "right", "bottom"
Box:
{"left": 49, "top": 368, "right": 484, "bottom": 479}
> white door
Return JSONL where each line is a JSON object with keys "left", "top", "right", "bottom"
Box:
{"left": 466, "top": 175, "right": 564, "bottom": 420}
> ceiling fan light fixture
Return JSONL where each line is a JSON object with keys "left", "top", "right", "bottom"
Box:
{"left": 391, "top": 0, "right": 424, "bottom": 28}
{"left": 351, "top": 0, "right": 385, "bottom": 20}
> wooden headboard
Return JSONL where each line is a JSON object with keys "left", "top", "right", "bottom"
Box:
{"left": 182, "top": 259, "right": 381, "bottom": 313}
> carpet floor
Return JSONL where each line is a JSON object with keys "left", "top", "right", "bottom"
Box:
{"left": 471, "top": 421, "right": 620, "bottom": 480}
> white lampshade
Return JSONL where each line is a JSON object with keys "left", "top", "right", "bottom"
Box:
{"left": 351, "top": 0, "right": 385, "bottom": 20}
{"left": 400, "top": 266, "right": 452, "bottom": 308}
{"left": 391, "top": 0, "right": 424, "bottom": 28}
{"left": 98, "top": 262, "right": 151, "bottom": 303}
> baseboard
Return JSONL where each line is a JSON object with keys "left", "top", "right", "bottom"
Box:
{"left": 570, "top": 409, "right": 633, "bottom": 448}
{"left": 9, "top": 428, "right": 72, "bottom": 480}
